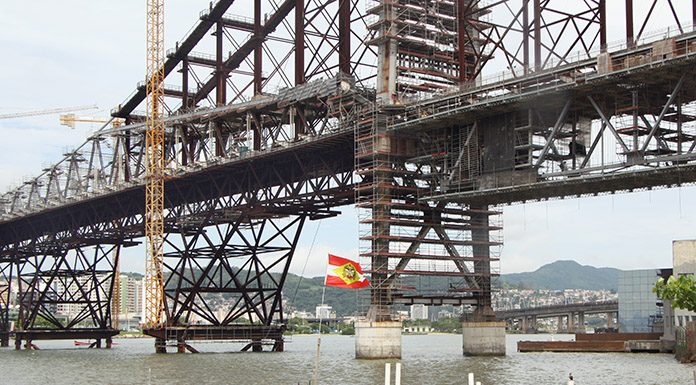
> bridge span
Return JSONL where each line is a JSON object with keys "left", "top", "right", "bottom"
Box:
{"left": 1, "top": 1, "right": 696, "bottom": 358}
{"left": 497, "top": 301, "right": 619, "bottom": 333}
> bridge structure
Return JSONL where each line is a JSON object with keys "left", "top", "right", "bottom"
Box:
{"left": 496, "top": 301, "right": 618, "bottom": 333}
{"left": 1, "top": 0, "right": 696, "bottom": 357}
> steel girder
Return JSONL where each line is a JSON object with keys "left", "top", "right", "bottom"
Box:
{"left": 416, "top": 55, "right": 696, "bottom": 205}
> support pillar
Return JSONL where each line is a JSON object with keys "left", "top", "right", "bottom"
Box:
{"left": 463, "top": 206, "right": 505, "bottom": 355}
{"left": 462, "top": 321, "right": 506, "bottom": 356}
{"left": 355, "top": 320, "right": 402, "bottom": 359}
{"left": 557, "top": 316, "right": 565, "bottom": 333}
{"left": 607, "top": 312, "right": 615, "bottom": 328}
{"left": 567, "top": 313, "right": 575, "bottom": 333}
{"left": 155, "top": 338, "right": 167, "bottom": 354}
{"left": 577, "top": 312, "right": 585, "bottom": 333}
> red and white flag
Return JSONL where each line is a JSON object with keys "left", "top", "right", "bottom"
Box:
{"left": 325, "top": 254, "right": 369, "bottom": 289}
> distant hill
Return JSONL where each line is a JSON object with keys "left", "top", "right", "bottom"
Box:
{"left": 122, "top": 260, "right": 619, "bottom": 316}
{"left": 501, "top": 260, "right": 619, "bottom": 291}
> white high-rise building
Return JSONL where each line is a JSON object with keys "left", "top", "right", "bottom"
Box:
{"left": 410, "top": 304, "right": 429, "bottom": 320}
{"left": 119, "top": 274, "right": 143, "bottom": 317}
{"left": 315, "top": 304, "right": 333, "bottom": 319}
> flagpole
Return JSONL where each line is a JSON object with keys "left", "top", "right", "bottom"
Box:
{"left": 312, "top": 283, "right": 326, "bottom": 385}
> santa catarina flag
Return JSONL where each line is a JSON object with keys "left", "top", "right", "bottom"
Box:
{"left": 325, "top": 254, "right": 370, "bottom": 289}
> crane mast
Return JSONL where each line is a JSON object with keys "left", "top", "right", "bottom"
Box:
{"left": 144, "top": 0, "right": 165, "bottom": 328}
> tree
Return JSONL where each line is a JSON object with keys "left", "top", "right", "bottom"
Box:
{"left": 431, "top": 317, "right": 461, "bottom": 333}
{"left": 653, "top": 275, "right": 696, "bottom": 312}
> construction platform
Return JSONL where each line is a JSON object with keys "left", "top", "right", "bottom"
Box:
{"left": 143, "top": 325, "right": 286, "bottom": 353}
{"left": 13, "top": 328, "right": 119, "bottom": 350}
{"left": 518, "top": 333, "right": 665, "bottom": 353}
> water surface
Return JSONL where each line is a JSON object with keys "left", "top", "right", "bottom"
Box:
{"left": 0, "top": 334, "right": 693, "bottom": 385}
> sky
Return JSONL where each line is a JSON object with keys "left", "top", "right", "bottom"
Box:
{"left": 0, "top": 0, "right": 694, "bottom": 278}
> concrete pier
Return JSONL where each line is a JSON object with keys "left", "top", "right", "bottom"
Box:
{"left": 355, "top": 320, "right": 402, "bottom": 359}
{"left": 462, "top": 321, "right": 506, "bottom": 356}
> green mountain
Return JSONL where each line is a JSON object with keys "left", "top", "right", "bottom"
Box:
{"left": 124, "top": 260, "right": 619, "bottom": 317}
{"left": 500, "top": 260, "right": 619, "bottom": 291}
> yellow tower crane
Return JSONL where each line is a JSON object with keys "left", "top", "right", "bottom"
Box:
{"left": 144, "top": 0, "right": 166, "bottom": 329}
{"left": 59, "top": 114, "right": 124, "bottom": 129}
{"left": 0, "top": 105, "right": 97, "bottom": 120}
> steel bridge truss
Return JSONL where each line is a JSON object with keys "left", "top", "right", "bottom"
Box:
{"left": 0, "top": 260, "right": 12, "bottom": 347}
{"left": 10, "top": 242, "right": 122, "bottom": 349}
{"left": 411, "top": 33, "right": 696, "bottom": 205}
{"left": 354, "top": 107, "right": 502, "bottom": 320}
{"left": 148, "top": 215, "right": 305, "bottom": 352}
{"left": 2, "top": 0, "right": 696, "bottom": 348}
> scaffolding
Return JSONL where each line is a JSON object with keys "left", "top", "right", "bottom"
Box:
{"left": 368, "top": 0, "right": 488, "bottom": 101}
{"left": 355, "top": 104, "right": 501, "bottom": 319}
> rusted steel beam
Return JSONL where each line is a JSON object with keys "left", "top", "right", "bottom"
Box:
{"left": 254, "top": 0, "right": 263, "bottom": 95}
{"left": 112, "top": 0, "right": 237, "bottom": 118}
{"left": 192, "top": 0, "right": 296, "bottom": 105}
{"left": 338, "top": 0, "right": 351, "bottom": 75}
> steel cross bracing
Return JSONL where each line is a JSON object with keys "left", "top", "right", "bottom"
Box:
{"left": 1, "top": 1, "right": 696, "bottom": 347}
{"left": 0, "top": 260, "right": 12, "bottom": 347}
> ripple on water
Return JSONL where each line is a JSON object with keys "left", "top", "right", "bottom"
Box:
{"left": 0, "top": 335, "right": 694, "bottom": 385}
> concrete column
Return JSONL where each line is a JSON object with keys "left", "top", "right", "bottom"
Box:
{"left": 355, "top": 320, "right": 402, "bottom": 359}
{"left": 607, "top": 312, "right": 615, "bottom": 328}
{"left": 530, "top": 316, "right": 537, "bottom": 333}
{"left": 567, "top": 313, "right": 574, "bottom": 333}
{"left": 557, "top": 316, "right": 565, "bottom": 333}
{"left": 577, "top": 312, "right": 585, "bottom": 333}
{"left": 521, "top": 316, "right": 528, "bottom": 332}
{"left": 462, "top": 321, "right": 506, "bottom": 356}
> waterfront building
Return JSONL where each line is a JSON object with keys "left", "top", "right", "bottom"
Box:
{"left": 672, "top": 240, "right": 696, "bottom": 327}
{"left": 618, "top": 269, "right": 663, "bottom": 333}
{"left": 410, "top": 304, "right": 428, "bottom": 320}
{"left": 315, "top": 304, "right": 333, "bottom": 319}
{"left": 119, "top": 274, "right": 143, "bottom": 318}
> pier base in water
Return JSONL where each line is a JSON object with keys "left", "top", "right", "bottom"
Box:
{"left": 355, "top": 320, "right": 402, "bottom": 359}
{"left": 462, "top": 321, "right": 506, "bottom": 356}
{"left": 0, "top": 332, "right": 9, "bottom": 347}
